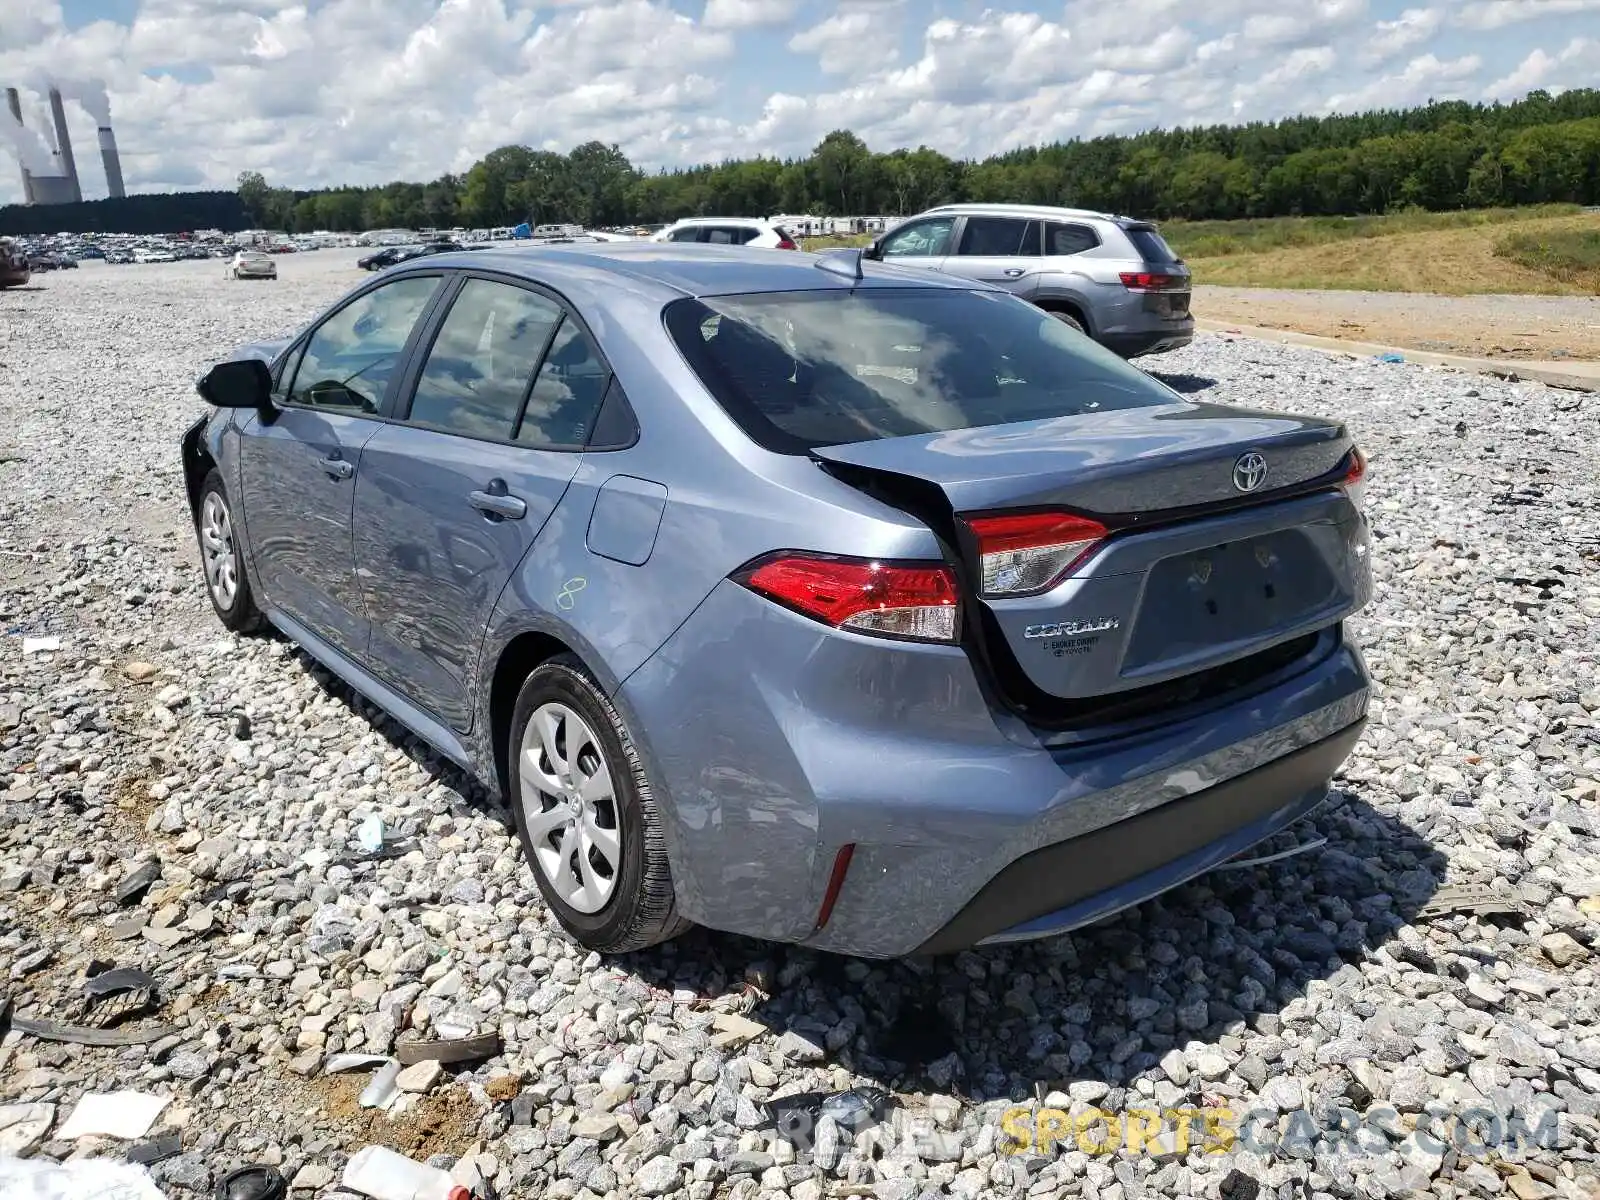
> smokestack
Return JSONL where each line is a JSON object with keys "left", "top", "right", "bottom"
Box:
{"left": 47, "top": 85, "right": 81, "bottom": 203}
{"left": 4, "top": 87, "right": 37, "bottom": 205}
{"left": 97, "top": 126, "right": 125, "bottom": 198}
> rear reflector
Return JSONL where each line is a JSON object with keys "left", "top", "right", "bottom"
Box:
{"left": 814, "top": 844, "right": 855, "bottom": 931}
{"left": 739, "top": 554, "right": 960, "bottom": 643}
{"left": 964, "top": 511, "right": 1108, "bottom": 597}
{"left": 1342, "top": 446, "right": 1369, "bottom": 509}
{"left": 1118, "top": 272, "right": 1186, "bottom": 292}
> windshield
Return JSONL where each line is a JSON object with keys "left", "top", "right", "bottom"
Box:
{"left": 663, "top": 288, "right": 1178, "bottom": 453}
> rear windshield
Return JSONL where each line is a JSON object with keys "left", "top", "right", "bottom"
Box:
{"left": 1123, "top": 225, "right": 1179, "bottom": 263}
{"left": 663, "top": 289, "right": 1177, "bottom": 453}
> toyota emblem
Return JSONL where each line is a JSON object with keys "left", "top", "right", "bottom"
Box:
{"left": 1232, "top": 451, "right": 1268, "bottom": 493}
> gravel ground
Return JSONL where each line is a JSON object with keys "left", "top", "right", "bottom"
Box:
{"left": 3, "top": 252, "right": 1600, "bottom": 1200}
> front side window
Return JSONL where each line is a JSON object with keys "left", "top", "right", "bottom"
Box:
{"left": 405, "top": 279, "right": 562, "bottom": 440}
{"left": 665, "top": 288, "right": 1176, "bottom": 453}
{"left": 667, "top": 226, "right": 702, "bottom": 243}
{"left": 287, "top": 275, "right": 441, "bottom": 413}
{"left": 518, "top": 318, "right": 609, "bottom": 450}
{"left": 878, "top": 217, "right": 954, "bottom": 258}
{"left": 957, "top": 217, "right": 1036, "bottom": 257}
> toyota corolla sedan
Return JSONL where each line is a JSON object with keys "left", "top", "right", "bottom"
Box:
{"left": 182, "top": 243, "right": 1373, "bottom": 958}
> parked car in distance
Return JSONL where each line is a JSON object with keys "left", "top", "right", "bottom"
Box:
{"left": 181, "top": 243, "right": 1372, "bottom": 959}
{"left": 229, "top": 250, "right": 278, "bottom": 280}
{"left": 0, "top": 238, "right": 29, "bottom": 288}
{"left": 358, "top": 242, "right": 473, "bottom": 271}
{"left": 865, "top": 203, "right": 1194, "bottom": 359}
{"left": 650, "top": 217, "right": 799, "bottom": 250}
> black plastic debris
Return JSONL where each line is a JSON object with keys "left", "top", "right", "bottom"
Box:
{"left": 232, "top": 710, "right": 251, "bottom": 740}
{"left": 767, "top": 1086, "right": 893, "bottom": 1147}
{"left": 127, "top": 1135, "right": 182, "bottom": 1166}
{"left": 82, "top": 964, "right": 159, "bottom": 1027}
{"left": 214, "top": 1165, "right": 287, "bottom": 1200}
{"left": 395, "top": 1031, "right": 501, "bottom": 1066}
{"left": 114, "top": 861, "right": 161, "bottom": 906}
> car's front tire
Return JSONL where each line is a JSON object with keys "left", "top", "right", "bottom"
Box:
{"left": 194, "top": 469, "right": 264, "bottom": 634}
{"left": 508, "top": 654, "right": 689, "bottom": 953}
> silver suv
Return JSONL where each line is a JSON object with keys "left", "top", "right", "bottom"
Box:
{"left": 863, "top": 203, "right": 1194, "bottom": 359}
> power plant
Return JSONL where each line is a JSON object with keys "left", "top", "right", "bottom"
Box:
{"left": 2, "top": 79, "right": 127, "bottom": 206}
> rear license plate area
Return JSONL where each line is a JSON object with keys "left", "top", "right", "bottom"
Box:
{"left": 1121, "top": 530, "right": 1343, "bottom": 672}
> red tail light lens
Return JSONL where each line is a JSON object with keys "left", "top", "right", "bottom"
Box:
{"left": 776, "top": 237, "right": 798, "bottom": 250}
{"left": 1118, "top": 272, "right": 1184, "bottom": 291}
{"left": 1342, "top": 446, "right": 1368, "bottom": 509}
{"left": 964, "top": 511, "right": 1108, "bottom": 597}
{"left": 739, "top": 554, "right": 960, "bottom": 643}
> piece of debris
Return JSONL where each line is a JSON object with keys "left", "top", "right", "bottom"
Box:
{"left": 8, "top": 1013, "right": 181, "bottom": 1047}
{"left": 325, "top": 1053, "right": 393, "bottom": 1075}
{"left": 0, "top": 1157, "right": 167, "bottom": 1200}
{"left": 766, "top": 1086, "right": 893, "bottom": 1143}
{"left": 1414, "top": 883, "right": 1527, "bottom": 922}
{"left": 1218, "top": 1168, "right": 1261, "bottom": 1200}
{"left": 20, "top": 636, "right": 61, "bottom": 654}
{"left": 56, "top": 1091, "right": 171, "bottom": 1140}
{"left": 125, "top": 1134, "right": 182, "bottom": 1165}
{"left": 357, "top": 813, "right": 385, "bottom": 853}
{"left": 358, "top": 1060, "right": 403, "bottom": 1110}
{"left": 114, "top": 860, "right": 162, "bottom": 906}
{"left": 215, "top": 1164, "right": 288, "bottom": 1200}
{"left": 395, "top": 1031, "right": 501, "bottom": 1066}
{"left": 1375, "top": 352, "right": 1405, "bottom": 364}
{"left": 343, "top": 1144, "right": 468, "bottom": 1200}
{"left": 0, "top": 1101, "right": 55, "bottom": 1156}
{"left": 81, "top": 965, "right": 159, "bottom": 1027}
{"left": 710, "top": 1012, "right": 768, "bottom": 1050}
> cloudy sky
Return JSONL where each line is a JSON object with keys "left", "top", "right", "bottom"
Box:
{"left": 1, "top": 0, "right": 1597, "bottom": 204}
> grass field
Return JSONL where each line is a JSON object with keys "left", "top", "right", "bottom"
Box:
{"left": 805, "top": 205, "right": 1600, "bottom": 295}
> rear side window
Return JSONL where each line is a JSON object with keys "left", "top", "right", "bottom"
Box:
{"left": 518, "top": 318, "right": 610, "bottom": 450}
{"left": 705, "top": 226, "right": 755, "bottom": 245}
{"left": 1124, "top": 225, "right": 1179, "bottom": 263}
{"left": 664, "top": 289, "right": 1176, "bottom": 453}
{"left": 404, "top": 279, "right": 562, "bottom": 440}
{"left": 957, "top": 217, "right": 1037, "bottom": 257}
{"left": 1044, "top": 223, "right": 1099, "bottom": 256}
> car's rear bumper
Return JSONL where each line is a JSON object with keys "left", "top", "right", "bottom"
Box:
{"left": 1101, "top": 325, "right": 1194, "bottom": 358}
{"left": 619, "top": 580, "right": 1370, "bottom": 959}
{"left": 915, "top": 717, "right": 1363, "bottom": 953}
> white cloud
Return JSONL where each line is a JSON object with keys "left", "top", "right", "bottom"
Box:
{"left": 702, "top": 0, "right": 798, "bottom": 29}
{"left": 1362, "top": 7, "right": 1443, "bottom": 63}
{"left": 0, "top": 0, "right": 1586, "bottom": 206}
{"left": 1456, "top": 0, "right": 1600, "bottom": 29}
{"left": 1484, "top": 36, "right": 1600, "bottom": 98}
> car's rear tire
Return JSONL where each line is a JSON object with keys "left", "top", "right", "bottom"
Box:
{"left": 508, "top": 654, "right": 690, "bottom": 953}
{"left": 1046, "top": 308, "right": 1087, "bottom": 335}
{"left": 194, "top": 469, "right": 265, "bottom": 634}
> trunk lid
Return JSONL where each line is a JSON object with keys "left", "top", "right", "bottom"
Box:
{"left": 812, "top": 403, "right": 1371, "bottom": 708}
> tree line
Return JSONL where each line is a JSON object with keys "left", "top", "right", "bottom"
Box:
{"left": 4, "top": 87, "right": 1599, "bottom": 237}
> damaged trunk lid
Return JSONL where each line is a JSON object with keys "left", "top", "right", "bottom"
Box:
{"left": 813, "top": 402, "right": 1373, "bottom": 705}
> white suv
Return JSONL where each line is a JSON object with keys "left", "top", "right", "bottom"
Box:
{"left": 651, "top": 218, "right": 799, "bottom": 250}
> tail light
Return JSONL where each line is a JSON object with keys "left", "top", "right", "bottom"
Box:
{"left": 1118, "top": 272, "right": 1185, "bottom": 292}
{"left": 963, "top": 511, "right": 1108, "bottom": 597}
{"left": 738, "top": 554, "right": 959, "bottom": 643}
{"left": 1341, "top": 446, "right": 1368, "bottom": 509}
{"left": 776, "top": 236, "right": 798, "bottom": 250}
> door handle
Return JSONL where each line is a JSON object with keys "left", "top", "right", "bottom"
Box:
{"left": 321, "top": 454, "right": 355, "bottom": 481}
{"left": 469, "top": 488, "right": 527, "bottom": 520}
{"left": 1002, "top": 268, "right": 1025, "bottom": 277}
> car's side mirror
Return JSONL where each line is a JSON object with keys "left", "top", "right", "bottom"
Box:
{"left": 198, "top": 358, "right": 272, "bottom": 409}
{"left": 862, "top": 241, "right": 882, "bottom": 261}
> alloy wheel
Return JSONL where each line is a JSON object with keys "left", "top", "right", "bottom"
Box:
{"left": 199, "top": 491, "right": 239, "bottom": 609}
{"left": 519, "top": 701, "right": 621, "bottom": 914}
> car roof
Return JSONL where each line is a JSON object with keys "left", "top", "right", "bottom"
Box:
{"left": 666, "top": 216, "right": 772, "bottom": 227}
{"left": 916, "top": 202, "right": 1118, "bottom": 222}
{"left": 394, "top": 242, "right": 992, "bottom": 301}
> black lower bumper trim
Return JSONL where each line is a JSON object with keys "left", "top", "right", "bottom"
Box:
{"left": 1102, "top": 328, "right": 1195, "bottom": 359}
{"left": 915, "top": 719, "right": 1366, "bottom": 955}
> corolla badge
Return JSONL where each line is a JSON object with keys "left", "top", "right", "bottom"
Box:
{"left": 1024, "top": 616, "right": 1120, "bottom": 639}
{"left": 1232, "top": 450, "right": 1268, "bottom": 493}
